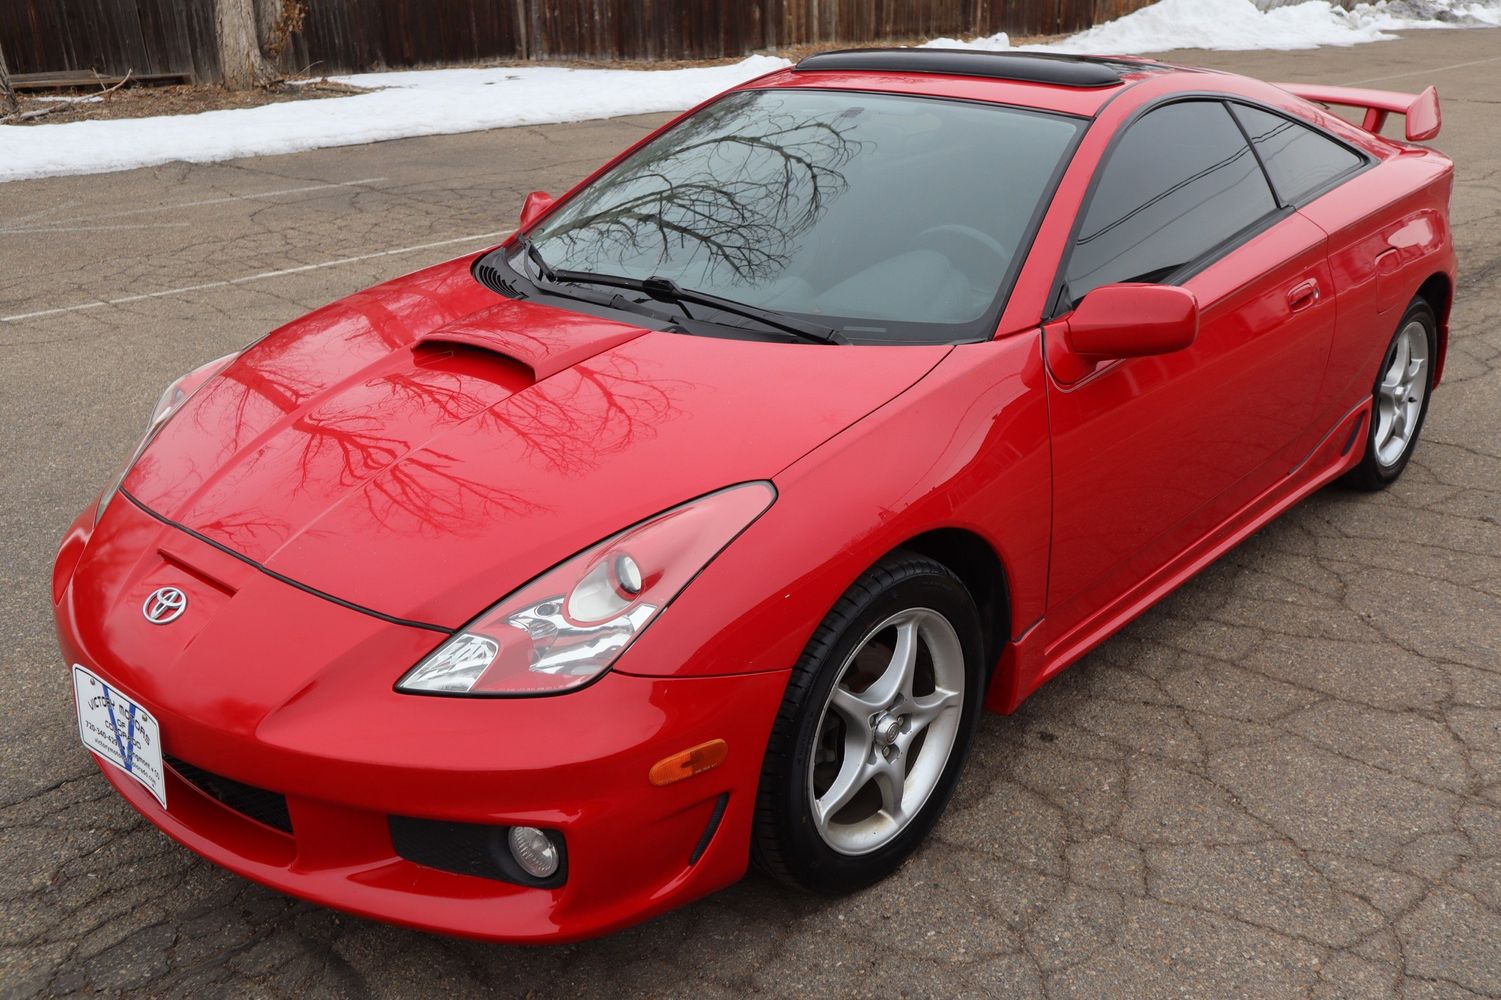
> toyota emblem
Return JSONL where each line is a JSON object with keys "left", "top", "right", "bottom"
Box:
{"left": 142, "top": 587, "right": 188, "bottom": 625}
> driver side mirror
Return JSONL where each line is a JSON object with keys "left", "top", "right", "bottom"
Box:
{"left": 518, "top": 190, "right": 555, "bottom": 231}
{"left": 1049, "top": 283, "right": 1199, "bottom": 384}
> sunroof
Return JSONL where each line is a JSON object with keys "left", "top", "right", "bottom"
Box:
{"left": 793, "top": 49, "right": 1128, "bottom": 88}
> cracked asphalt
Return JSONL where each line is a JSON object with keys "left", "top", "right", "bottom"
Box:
{"left": 2, "top": 30, "right": 1499, "bottom": 1000}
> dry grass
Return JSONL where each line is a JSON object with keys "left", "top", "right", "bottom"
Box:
{"left": 2, "top": 78, "right": 365, "bottom": 127}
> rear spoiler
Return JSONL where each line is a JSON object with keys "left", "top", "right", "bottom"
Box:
{"left": 1275, "top": 83, "right": 1441, "bottom": 142}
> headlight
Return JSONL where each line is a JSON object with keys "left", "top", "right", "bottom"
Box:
{"left": 397, "top": 482, "right": 776, "bottom": 696}
{"left": 95, "top": 352, "right": 240, "bottom": 524}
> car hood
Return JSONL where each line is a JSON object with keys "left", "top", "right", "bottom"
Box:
{"left": 123, "top": 254, "right": 949, "bottom": 628}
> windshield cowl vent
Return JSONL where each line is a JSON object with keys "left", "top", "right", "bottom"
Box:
{"left": 474, "top": 258, "right": 523, "bottom": 299}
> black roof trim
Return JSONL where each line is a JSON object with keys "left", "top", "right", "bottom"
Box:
{"left": 793, "top": 49, "right": 1126, "bottom": 88}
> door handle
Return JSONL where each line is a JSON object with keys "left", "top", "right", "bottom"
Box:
{"left": 1287, "top": 279, "right": 1320, "bottom": 313}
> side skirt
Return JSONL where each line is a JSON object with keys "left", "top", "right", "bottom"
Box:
{"left": 985, "top": 399, "right": 1371, "bottom": 714}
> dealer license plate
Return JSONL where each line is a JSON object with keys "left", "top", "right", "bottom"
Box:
{"left": 72, "top": 664, "right": 167, "bottom": 809}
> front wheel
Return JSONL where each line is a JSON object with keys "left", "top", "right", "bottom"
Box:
{"left": 1342, "top": 298, "right": 1438, "bottom": 491}
{"left": 751, "top": 551, "right": 985, "bottom": 894}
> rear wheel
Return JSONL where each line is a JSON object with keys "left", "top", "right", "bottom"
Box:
{"left": 1342, "top": 298, "right": 1437, "bottom": 491}
{"left": 752, "top": 551, "right": 985, "bottom": 893}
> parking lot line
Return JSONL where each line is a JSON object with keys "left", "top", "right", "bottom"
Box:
{"left": 0, "top": 177, "right": 390, "bottom": 232}
{"left": 0, "top": 229, "right": 511, "bottom": 323}
{"left": 1343, "top": 53, "right": 1501, "bottom": 86}
{"left": 0, "top": 221, "right": 193, "bottom": 235}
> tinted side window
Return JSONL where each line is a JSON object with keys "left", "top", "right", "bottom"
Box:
{"left": 1231, "top": 103, "right": 1364, "bottom": 205}
{"left": 1066, "top": 101, "right": 1277, "bottom": 302}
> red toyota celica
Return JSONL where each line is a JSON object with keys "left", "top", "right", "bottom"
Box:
{"left": 54, "top": 49, "right": 1455, "bottom": 941}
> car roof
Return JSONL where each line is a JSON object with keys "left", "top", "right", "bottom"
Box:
{"left": 749, "top": 49, "right": 1199, "bottom": 119}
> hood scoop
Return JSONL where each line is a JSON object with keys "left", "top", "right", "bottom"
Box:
{"left": 416, "top": 305, "right": 648, "bottom": 383}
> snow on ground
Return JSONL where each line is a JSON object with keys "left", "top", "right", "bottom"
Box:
{"left": 930, "top": 0, "right": 1501, "bottom": 53}
{"left": 2, "top": 0, "right": 1498, "bottom": 183}
{"left": 0, "top": 56, "right": 789, "bottom": 183}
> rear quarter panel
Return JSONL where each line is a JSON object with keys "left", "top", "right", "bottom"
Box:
{"left": 1298, "top": 149, "right": 1456, "bottom": 431}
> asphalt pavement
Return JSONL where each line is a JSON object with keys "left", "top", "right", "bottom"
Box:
{"left": 1, "top": 29, "right": 1498, "bottom": 1000}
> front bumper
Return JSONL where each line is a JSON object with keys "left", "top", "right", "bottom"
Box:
{"left": 53, "top": 498, "right": 790, "bottom": 942}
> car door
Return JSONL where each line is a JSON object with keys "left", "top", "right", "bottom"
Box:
{"left": 1230, "top": 101, "right": 1412, "bottom": 438}
{"left": 1041, "top": 99, "right": 1337, "bottom": 645}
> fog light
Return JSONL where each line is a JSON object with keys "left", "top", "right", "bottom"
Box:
{"left": 508, "top": 826, "right": 560, "bottom": 879}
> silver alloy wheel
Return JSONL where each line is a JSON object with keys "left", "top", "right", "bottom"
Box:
{"left": 1374, "top": 319, "right": 1430, "bottom": 469}
{"left": 808, "top": 608, "right": 966, "bottom": 856}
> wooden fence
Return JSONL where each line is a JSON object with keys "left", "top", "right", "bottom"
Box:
{"left": 2, "top": 0, "right": 1157, "bottom": 83}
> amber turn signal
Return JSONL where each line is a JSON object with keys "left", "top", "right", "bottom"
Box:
{"left": 649, "top": 739, "right": 728, "bottom": 786}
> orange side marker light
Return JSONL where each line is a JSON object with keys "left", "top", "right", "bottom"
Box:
{"left": 649, "top": 739, "right": 728, "bottom": 786}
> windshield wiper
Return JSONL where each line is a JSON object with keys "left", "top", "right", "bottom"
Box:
{"left": 549, "top": 268, "right": 847, "bottom": 346}
{"left": 504, "top": 240, "right": 666, "bottom": 323}
{"left": 510, "top": 231, "right": 557, "bottom": 284}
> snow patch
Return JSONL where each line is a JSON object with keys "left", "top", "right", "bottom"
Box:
{"left": 926, "top": 0, "right": 1501, "bottom": 54}
{"left": 0, "top": 56, "right": 789, "bottom": 183}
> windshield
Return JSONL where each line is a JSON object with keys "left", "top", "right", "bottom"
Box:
{"left": 524, "top": 89, "right": 1084, "bottom": 345}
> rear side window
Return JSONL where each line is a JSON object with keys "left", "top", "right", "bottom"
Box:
{"left": 1066, "top": 101, "right": 1277, "bottom": 303}
{"left": 1231, "top": 103, "right": 1365, "bottom": 205}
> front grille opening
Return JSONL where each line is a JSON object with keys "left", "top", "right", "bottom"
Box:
{"left": 388, "top": 816, "right": 567, "bottom": 888}
{"left": 165, "top": 755, "right": 293, "bottom": 835}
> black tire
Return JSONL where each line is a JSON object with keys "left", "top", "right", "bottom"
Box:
{"left": 1341, "top": 298, "right": 1438, "bottom": 492}
{"left": 751, "top": 550, "right": 985, "bottom": 894}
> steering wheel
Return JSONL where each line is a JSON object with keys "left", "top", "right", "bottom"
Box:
{"left": 916, "top": 224, "right": 1013, "bottom": 277}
